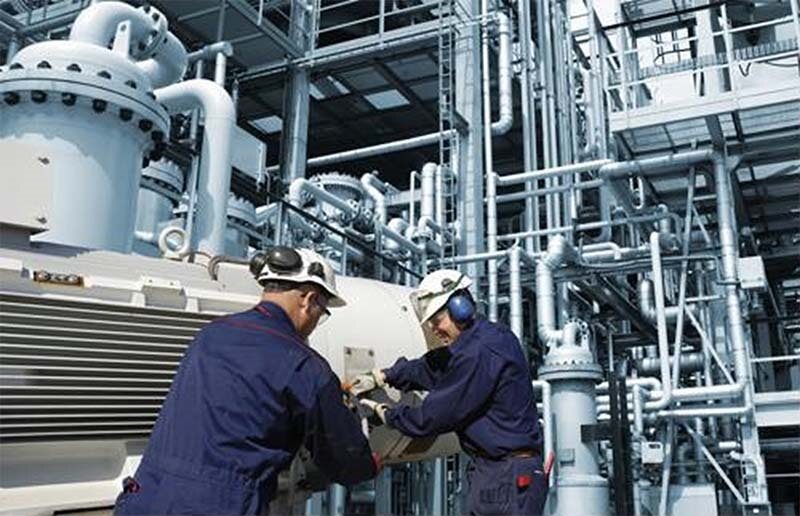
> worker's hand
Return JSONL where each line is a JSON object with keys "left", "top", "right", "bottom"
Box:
{"left": 343, "top": 368, "right": 386, "bottom": 397}
{"left": 360, "top": 399, "right": 389, "bottom": 424}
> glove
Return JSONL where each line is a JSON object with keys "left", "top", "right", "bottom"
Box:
{"left": 344, "top": 368, "right": 386, "bottom": 397}
{"left": 360, "top": 399, "right": 389, "bottom": 424}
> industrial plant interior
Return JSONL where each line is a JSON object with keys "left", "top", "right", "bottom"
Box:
{"left": 0, "top": 0, "right": 799, "bottom": 514}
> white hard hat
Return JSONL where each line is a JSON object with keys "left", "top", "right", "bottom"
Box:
{"left": 251, "top": 246, "right": 346, "bottom": 307}
{"left": 409, "top": 269, "right": 472, "bottom": 324}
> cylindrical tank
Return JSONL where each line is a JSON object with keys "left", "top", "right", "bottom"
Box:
{"left": 0, "top": 40, "right": 169, "bottom": 252}
{"left": 539, "top": 323, "right": 609, "bottom": 516}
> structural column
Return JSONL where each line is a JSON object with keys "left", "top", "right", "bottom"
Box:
{"left": 279, "top": 0, "right": 314, "bottom": 182}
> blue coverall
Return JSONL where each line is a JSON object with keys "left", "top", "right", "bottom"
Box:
{"left": 383, "top": 317, "right": 548, "bottom": 515}
{"left": 114, "top": 301, "right": 376, "bottom": 515}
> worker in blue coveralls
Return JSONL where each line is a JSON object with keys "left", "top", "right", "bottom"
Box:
{"left": 114, "top": 246, "right": 378, "bottom": 515}
{"left": 348, "top": 269, "right": 548, "bottom": 516}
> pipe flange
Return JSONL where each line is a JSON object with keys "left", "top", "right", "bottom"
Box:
{"left": 310, "top": 172, "right": 365, "bottom": 203}
{"left": 538, "top": 361, "right": 604, "bottom": 382}
{"left": 0, "top": 68, "right": 169, "bottom": 143}
{"left": 141, "top": 158, "right": 184, "bottom": 194}
{"left": 227, "top": 194, "right": 257, "bottom": 229}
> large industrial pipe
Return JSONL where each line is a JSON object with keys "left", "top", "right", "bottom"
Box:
{"left": 69, "top": 1, "right": 163, "bottom": 51}
{"left": 639, "top": 280, "right": 695, "bottom": 324}
{"left": 361, "top": 173, "right": 389, "bottom": 225}
{"left": 535, "top": 235, "right": 581, "bottom": 347}
{"left": 137, "top": 32, "right": 188, "bottom": 89}
{"left": 155, "top": 79, "right": 236, "bottom": 256}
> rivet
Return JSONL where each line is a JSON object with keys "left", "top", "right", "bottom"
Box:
{"left": 9, "top": 62, "right": 23, "bottom": 70}
{"left": 97, "top": 70, "right": 112, "bottom": 79}
{"left": 119, "top": 108, "right": 133, "bottom": 121}
{"left": 66, "top": 63, "right": 82, "bottom": 72}
{"left": 139, "top": 119, "right": 153, "bottom": 132}
{"left": 124, "top": 79, "right": 138, "bottom": 89}
{"left": 36, "top": 60, "right": 51, "bottom": 69}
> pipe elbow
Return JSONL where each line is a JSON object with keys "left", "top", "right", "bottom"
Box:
{"left": 155, "top": 79, "right": 235, "bottom": 121}
{"left": 70, "top": 2, "right": 166, "bottom": 58}
{"left": 138, "top": 32, "right": 188, "bottom": 89}
{"left": 543, "top": 235, "right": 577, "bottom": 269}
{"left": 288, "top": 178, "right": 308, "bottom": 207}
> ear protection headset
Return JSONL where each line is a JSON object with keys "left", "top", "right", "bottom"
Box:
{"left": 447, "top": 291, "right": 475, "bottom": 323}
{"left": 438, "top": 276, "right": 475, "bottom": 323}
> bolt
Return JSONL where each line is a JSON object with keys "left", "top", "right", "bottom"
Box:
{"left": 66, "top": 63, "right": 81, "bottom": 72}
{"left": 119, "top": 108, "right": 133, "bottom": 121}
{"left": 138, "top": 119, "right": 153, "bottom": 132}
{"left": 36, "top": 60, "right": 51, "bottom": 69}
{"left": 3, "top": 91, "right": 20, "bottom": 105}
{"left": 97, "top": 70, "right": 112, "bottom": 80}
{"left": 35, "top": 215, "right": 47, "bottom": 223}
{"left": 31, "top": 90, "right": 47, "bottom": 103}
{"left": 61, "top": 92, "right": 76, "bottom": 106}
{"left": 92, "top": 99, "right": 107, "bottom": 113}
{"left": 124, "top": 79, "right": 137, "bottom": 89}
{"left": 9, "top": 62, "right": 22, "bottom": 70}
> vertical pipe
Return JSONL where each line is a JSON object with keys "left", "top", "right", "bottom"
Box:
{"left": 509, "top": 246, "right": 523, "bottom": 343}
{"left": 420, "top": 162, "right": 437, "bottom": 221}
{"left": 517, "top": 0, "right": 536, "bottom": 254}
{"left": 5, "top": 34, "right": 19, "bottom": 63}
{"left": 649, "top": 231, "right": 673, "bottom": 409}
{"left": 481, "top": 0, "right": 498, "bottom": 321}
{"left": 214, "top": 52, "right": 227, "bottom": 86}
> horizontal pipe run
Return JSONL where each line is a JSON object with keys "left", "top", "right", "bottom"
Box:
{"left": 495, "top": 179, "right": 603, "bottom": 204}
{"left": 496, "top": 159, "right": 613, "bottom": 186}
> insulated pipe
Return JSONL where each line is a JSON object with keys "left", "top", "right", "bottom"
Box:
{"left": 69, "top": 2, "right": 162, "bottom": 52}
{"left": 496, "top": 159, "right": 614, "bottom": 186}
{"left": 288, "top": 178, "right": 357, "bottom": 217}
{"left": 636, "top": 353, "right": 706, "bottom": 376}
{"left": 187, "top": 41, "right": 234, "bottom": 64}
{"left": 482, "top": 3, "right": 500, "bottom": 320}
{"left": 531, "top": 380, "right": 553, "bottom": 478}
{"left": 385, "top": 218, "right": 410, "bottom": 254}
{"left": 509, "top": 246, "right": 523, "bottom": 341}
{"left": 639, "top": 280, "right": 695, "bottom": 323}
{"left": 491, "top": 12, "right": 513, "bottom": 135}
{"left": 599, "top": 149, "right": 715, "bottom": 213}
{"left": 536, "top": 235, "right": 580, "bottom": 346}
{"left": 155, "top": 79, "right": 235, "bottom": 256}
{"left": 266, "top": 130, "right": 455, "bottom": 173}
{"left": 646, "top": 232, "right": 674, "bottom": 410}
{"left": 420, "top": 163, "right": 436, "bottom": 222}
{"left": 361, "top": 173, "right": 388, "bottom": 225}
{"left": 434, "top": 165, "right": 445, "bottom": 235}
{"left": 137, "top": 31, "right": 188, "bottom": 89}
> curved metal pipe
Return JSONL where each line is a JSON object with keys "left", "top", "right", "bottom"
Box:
{"left": 288, "top": 178, "right": 357, "bottom": 217}
{"left": 639, "top": 279, "right": 695, "bottom": 324}
{"left": 137, "top": 31, "right": 188, "bottom": 88}
{"left": 69, "top": 2, "right": 160, "bottom": 50}
{"left": 536, "top": 235, "right": 580, "bottom": 347}
{"left": 361, "top": 173, "right": 388, "bottom": 225}
{"left": 155, "top": 79, "right": 235, "bottom": 256}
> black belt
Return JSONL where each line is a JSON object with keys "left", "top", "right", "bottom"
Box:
{"left": 473, "top": 448, "right": 540, "bottom": 460}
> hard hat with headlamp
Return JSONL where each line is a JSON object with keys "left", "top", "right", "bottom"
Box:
{"left": 250, "top": 246, "right": 346, "bottom": 307}
{"left": 409, "top": 269, "right": 474, "bottom": 324}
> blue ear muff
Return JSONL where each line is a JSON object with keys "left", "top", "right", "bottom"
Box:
{"left": 447, "top": 294, "right": 475, "bottom": 323}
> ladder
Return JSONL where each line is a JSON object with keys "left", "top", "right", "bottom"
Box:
{"left": 438, "top": 0, "right": 459, "bottom": 264}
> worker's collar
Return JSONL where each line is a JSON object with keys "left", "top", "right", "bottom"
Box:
{"left": 448, "top": 316, "right": 483, "bottom": 354}
{"left": 254, "top": 301, "right": 301, "bottom": 338}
